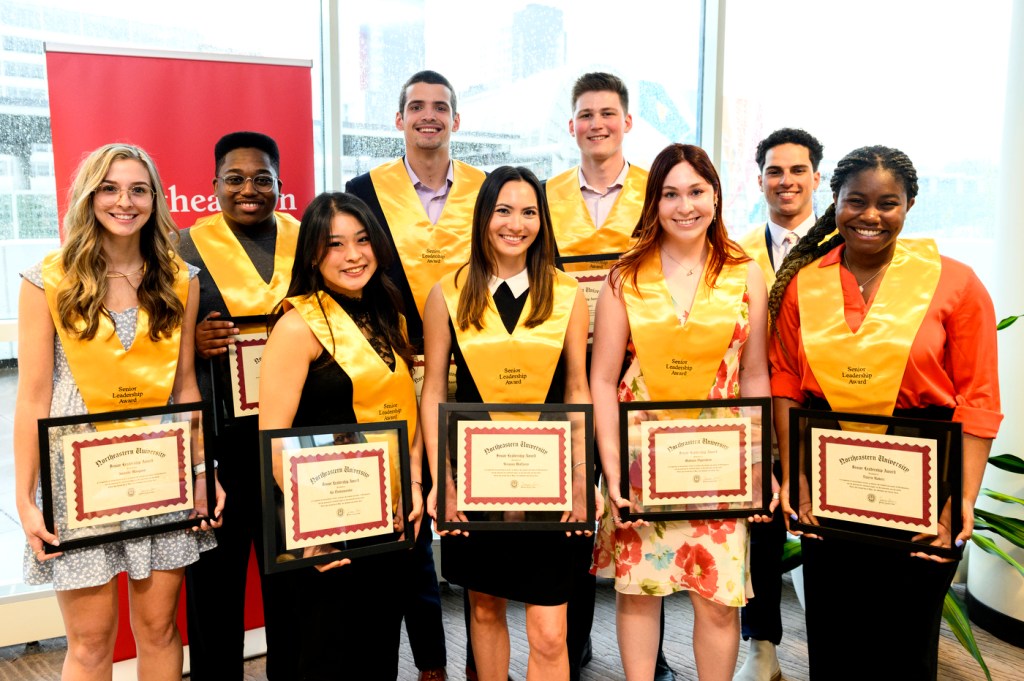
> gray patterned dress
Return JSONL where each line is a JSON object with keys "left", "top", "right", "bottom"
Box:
{"left": 22, "top": 262, "right": 216, "bottom": 591}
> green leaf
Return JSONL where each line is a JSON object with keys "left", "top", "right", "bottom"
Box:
{"left": 782, "top": 538, "right": 802, "bottom": 562}
{"left": 997, "top": 314, "right": 1022, "bottom": 330}
{"left": 988, "top": 454, "right": 1024, "bottom": 474}
{"left": 980, "top": 488, "right": 1024, "bottom": 508}
{"left": 780, "top": 537, "right": 802, "bottom": 573}
{"left": 971, "top": 533, "right": 1024, "bottom": 577}
{"left": 974, "top": 509, "right": 1024, "bottom": 550}
{"left": 942, "top": 589, "right": 991, "bottom": 680}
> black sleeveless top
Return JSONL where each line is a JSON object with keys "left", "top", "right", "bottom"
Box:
{"left": 291, "top": 289, "right": 400, "bottom": 428}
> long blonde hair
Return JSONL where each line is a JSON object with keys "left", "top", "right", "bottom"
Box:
{"left": 57, "top": 143, "right": 183, "bottom": 340}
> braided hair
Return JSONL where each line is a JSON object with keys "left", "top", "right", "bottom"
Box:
{"left": 767, "top": 145, "right": 919, "bottom": 343}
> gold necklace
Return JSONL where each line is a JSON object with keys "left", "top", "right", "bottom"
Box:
{"left": 661, "top": 248, "right": 704, "bottom": 277}
{"left": 106, "top": 265, "right": 145, "bottom": 290}
{"left": 842, "top": 251, "right": 890, "bottom": 293}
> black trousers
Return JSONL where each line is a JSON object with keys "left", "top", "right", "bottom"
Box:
{"left": 741, "top": 460, "right": 786, "bottom": 645}
{"left": 566, "top": 533, "right": 597, "bottom": 681}
{"left": 403, "top": 510, "right": 447, "bottom": 670}
{"left": 185, "top": 424, "right": 301, "bottom": 680}
{"left": 801, "top": 536, "right": 957, "bottom": 681}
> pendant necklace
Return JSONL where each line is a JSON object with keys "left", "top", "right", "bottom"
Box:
{"left": 662, "top": 248, "right": 704, "bottom": 277}
{"left": 843, "top": 252, "right": 890, "bottom": 293}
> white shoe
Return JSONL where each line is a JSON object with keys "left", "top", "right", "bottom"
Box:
{"left": 733, "top": 639, "right": 781, "bottom": 681}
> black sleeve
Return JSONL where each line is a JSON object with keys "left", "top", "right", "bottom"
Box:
{"left": 345, "top": 172, "right": 424, "bottom": 350}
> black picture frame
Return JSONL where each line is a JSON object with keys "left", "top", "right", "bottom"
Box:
{"left": 787, "top": 408, "right": 964, "bottom": 559}
{"left": 555, "top": 253, "right": 622, "bottom": 343}
{"left": 209, "top": 313, "right": 270, "bottom": 433}
{"left": 38, "top": 400, "right": 216, "bottom": 554}
{"left": 259, "top": 420, "right": 415, "bottom": 574}
{"left": 437, "top": 402, "right": 595, "bottom": 532}
{"left": 618, "top": 397, "right": 772, "bottom": 522}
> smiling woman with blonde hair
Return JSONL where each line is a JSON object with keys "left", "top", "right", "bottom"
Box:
{"left": 14, "top": 142, "right": 223, "bottom": 681}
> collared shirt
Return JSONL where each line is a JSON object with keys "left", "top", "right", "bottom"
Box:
{"left": 578, "top": 162, "right": 629, "bottom": 229}
{"left": 404, "top": 156, "right": 454, "bottom": 225}
{"left": 770, "top": 245, "right": 1002, "bottom": 438}
{"left": 487, "top": 268, "right": 529, "bottom": 297}
{"left": 767, "top": 212, "right": 816, "bottom": 270}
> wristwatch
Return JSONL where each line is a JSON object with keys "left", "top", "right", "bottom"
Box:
{"left": 193, "top": 460, "right": 218, "bottom": 476}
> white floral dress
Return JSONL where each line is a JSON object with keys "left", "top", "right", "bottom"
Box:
{"left": 592, "top": 290, "right": 753, "bottom": 606}
{"left": 21, "top": 262, "right": 216, "bottom": 591}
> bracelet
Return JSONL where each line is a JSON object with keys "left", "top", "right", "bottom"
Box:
{"left": 411, "top": 481, "right": 423, "bottom": 488}
{"left": 193, "top": 460, "right": 218, "bottom": 476}
{"left": 572, "top": 462, "right": 587, "bottom": 471}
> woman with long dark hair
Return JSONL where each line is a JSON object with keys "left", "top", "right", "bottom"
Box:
{"left": 769, "top": 146, "right": 1001, "bottom": 680}
{"left": 421, "top": 166, "right": 595, "bottom": 680}
{"left": 259, "top": 192, "right": 422, "bottom": 680}
{"left": 590, "top": 143, "right": 771, "bottom": 680}
{"left": 15, "top": 143, "right": 223, "bottom": 680}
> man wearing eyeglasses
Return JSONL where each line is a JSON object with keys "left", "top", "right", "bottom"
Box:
{"left": 178, "top": 131, "right": 301, "bottom": 681}
{"left": 345, "top": 69, "right": 485, "bottom": 681}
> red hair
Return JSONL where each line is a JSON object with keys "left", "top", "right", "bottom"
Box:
{"left": 612, "top": 143, "right": 748, "bottom": 291}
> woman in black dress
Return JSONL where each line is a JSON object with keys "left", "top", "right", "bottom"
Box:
{"left": 421, "top": 166, "right": 596, "bottom": 681}
{"left": 260, "top": 192, "right": 423, "bottom": 681}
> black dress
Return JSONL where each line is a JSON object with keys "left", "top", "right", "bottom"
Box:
{"left": 288, "top": 292, "right": 411, "bottom": 681}
{"left": 440, "top": 284, "right": 575, "bottom": 606}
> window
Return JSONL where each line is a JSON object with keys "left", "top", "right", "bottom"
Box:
{"left": 718, "top": 0, "right": 1012, "bottom": 289}
{"left": 3, "top": 61, "right": 44, "bottom": 78}
{"left": 330, "top": 0, "right": 703, "bottom": 183}
{"left": 0, "top": 0, "right": 322, "bottom": 592}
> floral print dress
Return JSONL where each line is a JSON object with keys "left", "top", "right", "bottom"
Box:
{"left": 592, "top": 290, "right": 753, "bottom": 606}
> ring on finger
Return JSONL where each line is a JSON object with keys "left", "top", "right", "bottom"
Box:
{"left": 772, "top": 492, "right": 780, "bottom": 500}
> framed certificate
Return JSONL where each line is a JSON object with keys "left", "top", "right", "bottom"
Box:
{"left": 38, "top": 401, "right": 216, "bottom": 553}
{"left": 437, "top": 403, "right": 594, "bottom": 532}
{"left": 259, "top": 420, "right": 415, "bottom": 573}
{"left": 411, "top": 353, "right": 458, "bottom": 401}
{"left": 210, "top": 314, "right": 270, "bottom": 428}
{"left": 619, "top": 397, "right": 771, "bottom": 522}
{"left": 556, "top": 253, "right": 620, "bottom": 342}
{"left": 788, "top": 408, "right": 963, "bottom": 559}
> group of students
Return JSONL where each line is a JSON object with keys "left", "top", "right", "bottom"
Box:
{"left": 13, "top": 68, "right": 1001, "bottom": 681}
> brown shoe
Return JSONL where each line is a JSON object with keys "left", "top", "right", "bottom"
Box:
{"left": 419, "top": 670, "right": 447, "bottom": 681}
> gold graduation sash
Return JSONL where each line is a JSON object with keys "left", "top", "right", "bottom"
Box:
{"left": 440, "top": 270, "right": 578, "bottom": 404}
{"left": 370, "top": 159, "right": 486, "bottom": 319}
{"left": 737, "top": 225, "right": 775, "bottom": 289}
{"left": 622, "top": 253, "right": 748, "bottom": 401}
{"left": 288, "top": 293, "right": 419, "bottom": 502}
{"left": 42, "top": 251, "right": 190, "bottom": 413}
{"left": 188, "top": 212, "right": 299, "bottom": 316}
{"left": 546, "top": 164, "right": 648, "bottom": 257}
{"left": 288, "top": 292, "right": 418, "bottom": 447}
{"left": 798, "top": 240, "right": 941, "bottom": 426}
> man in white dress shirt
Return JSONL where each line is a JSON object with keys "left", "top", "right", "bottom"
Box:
{"left": 735, "top": 127, "right": 824, "bottom": 681}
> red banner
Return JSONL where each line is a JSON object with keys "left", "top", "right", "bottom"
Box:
{"left": 45, "top": 45, "right": 315, "bottom": 234}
